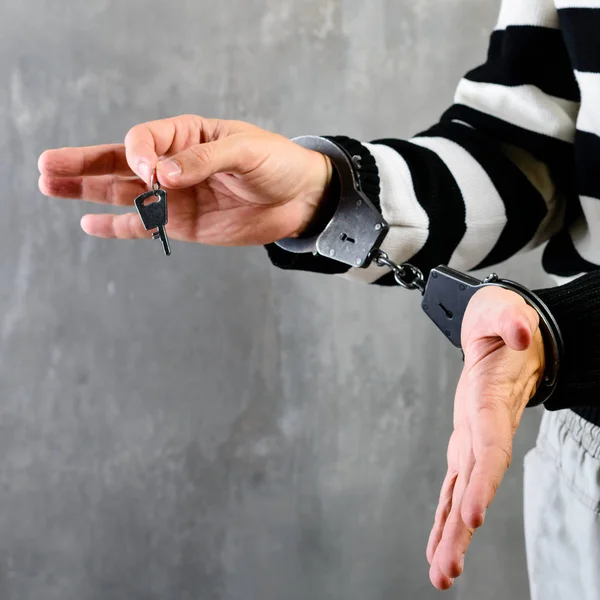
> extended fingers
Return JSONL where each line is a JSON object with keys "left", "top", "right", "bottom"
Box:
{"left": 429, "top": 508, "right": 471, "bottom": 590}
{"left": 39, "top": 174, "right": 146, "bottom": 205}
{"left": 431, "top": 455, "right": 476, "bottom": 584}
{"left": 461, "top": 445, "right": 511, "bottom": 529}
{"left": 38, "top": 117, "right": 249, "bottom": 184}
{"left": 428, "top": 472, "right": 457, "bottom": 592}
{"left": 429, "top": 563, "right": 455, "bottom": 591}
{"left": 427, "top": 470, "right": 457, "bottom": 565}
{"left": 80, "top": 213, "right": 149, "bottom": 239}
{"left": 432, "top": 498, "right": 472, "bottom": 582}
{"left": 38, "top": 144, "right": 133, "bottom": 178}
{"left": 462, "top": 404, "right": 514, "bottom": 529}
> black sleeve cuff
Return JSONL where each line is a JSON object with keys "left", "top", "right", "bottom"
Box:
{"left": 264, "top": 135, "right": 381, "bottom": 277}
{"left": 534, "top": 271, "right": 600, "bottom": 411}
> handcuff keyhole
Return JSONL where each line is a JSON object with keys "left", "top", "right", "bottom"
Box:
{"left": 340, "top": 233, "right": 356, "bottom": 244}
{"left": 439, "top": 303, "right": 453, "bottom": 320}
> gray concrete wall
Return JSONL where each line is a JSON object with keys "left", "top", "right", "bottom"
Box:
{"left": 1, "top": 0, "right": 552, "bottom": 598}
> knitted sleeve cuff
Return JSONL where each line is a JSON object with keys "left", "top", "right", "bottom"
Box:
{"left": 535, "top": 271, "right": 600, "bottom": 411}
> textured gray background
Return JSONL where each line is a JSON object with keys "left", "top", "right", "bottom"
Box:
{"left": 0, "top": 0, "right": 553, "bottom": 598}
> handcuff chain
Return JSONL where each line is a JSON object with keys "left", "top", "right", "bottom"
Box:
{"left": 372, "top": 249, "right": 425, "bottom": 293}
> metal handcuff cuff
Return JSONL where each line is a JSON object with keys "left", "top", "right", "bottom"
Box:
{"left": 276, "top": 136, "right": 563, "bottom": 407}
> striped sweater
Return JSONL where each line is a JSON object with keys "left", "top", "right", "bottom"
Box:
{"left": 267, "top": 0, "right": 600, "bottom": 426}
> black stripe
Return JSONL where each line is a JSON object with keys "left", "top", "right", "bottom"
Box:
{"left": 417, "top": 121, "right": 548, "bottom": 270}
{"left": 543, "top": 229, "right": 599, "bottom": 276}
{"left": 466, "top": 27, "right": 580, "bottom": 102}
{"left": 369, "top": 139, "right": 466, "bottom": 285}
{"left": 558, "top": 8, "right": 600, "bottom": 73}
{"left": 574, "top": 130, "right": 600, "bottom": 199}
{"left": 264, "top": 243, "right": 351, "bottom": 275}
{"left": 442, "top": 104, "right": 575, "bottom": 189}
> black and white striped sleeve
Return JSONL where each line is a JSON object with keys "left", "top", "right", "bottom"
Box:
{"left": 541, "top": 1, "right": 600, "bottom": 279}
{"left": 267, "top": 0, "right": 580, "bottom": 285}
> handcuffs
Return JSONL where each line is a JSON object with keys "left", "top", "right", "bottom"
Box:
{"left": 276, "top": 136, "right": 563, "bottom": 407}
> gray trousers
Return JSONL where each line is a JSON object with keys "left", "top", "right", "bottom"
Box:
{"left": 524, "top": 409, "right": 600, "bottom": 600}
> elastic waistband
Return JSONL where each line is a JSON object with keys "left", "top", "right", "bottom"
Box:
{"left": 538, "top": 409, "right": 600, "bottom": 460}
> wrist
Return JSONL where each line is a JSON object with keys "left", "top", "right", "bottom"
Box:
{"left": 270, "top": 135, "right": 385, "bottom": 270}
{"left": 528, "top": 328, "right": 547, "bottom": 403}
{"left": 290, "top": 151, "right": 334, "bottom": 238}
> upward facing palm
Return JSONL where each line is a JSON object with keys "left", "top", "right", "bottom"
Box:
{"left": 426, "top": 286, "right": 545, "bottom": 590}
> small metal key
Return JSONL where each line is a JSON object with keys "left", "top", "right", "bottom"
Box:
{"left": 134, "top": 171, "right": 171, "bottom": 256}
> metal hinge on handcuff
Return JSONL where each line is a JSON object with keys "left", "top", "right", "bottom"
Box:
{"left": 276, "top": 136, "right": 563, "bottom": 406}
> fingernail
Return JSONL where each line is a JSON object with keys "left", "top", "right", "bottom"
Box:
{"left": 80, "top": 215, "right": 94, "bottom": 235}
{"left": 138, "top": 160, "right": 150, "bottom": 184}
{"left": 460, "top": 554, "right": 465, "bottom": 570}
{"left": 160, "top": 160, "right": 182, "bottom": 180}
{"left": 481, "top": 509, "right": 487, "bottom": 525}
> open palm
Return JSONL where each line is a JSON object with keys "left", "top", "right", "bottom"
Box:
{"left": 427, "top": 286, "right": 545, "bottom": 590}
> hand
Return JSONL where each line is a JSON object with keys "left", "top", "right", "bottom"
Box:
{"left": 427, "top": 286, "right": 545, "bottom": 590}
{"left": 38, "top": 115, "right": 332, "bottom": 246}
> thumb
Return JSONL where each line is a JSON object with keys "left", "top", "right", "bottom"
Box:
{"left": 123, "top": 115, "right": 248, "bottom": 186}
{"left": 465, "top": 287, "right": 540, "bottom": 352}
{"left": 156, "top": 136, "right": 255, "bottom": 189}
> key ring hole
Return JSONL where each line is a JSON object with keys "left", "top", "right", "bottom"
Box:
{"left": 141, "top": 195, "right": 162, "bottom": 206}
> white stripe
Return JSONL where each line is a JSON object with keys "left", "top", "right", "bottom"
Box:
{"left": 575, "top": 71, "right": 600, "bottom": 135}
{"left": 555, "top": 0, "right": 600, "bottom": 8}
{"left": 410, "top": 136, "right": 506, "bottom": 271}
{"left": 496, "top": 0, "right": 559, "bottom": 29}
{"left": 500, "top": 143, "right": 565, "bottom": 249}
{"left": 455, "top": 79, "right": 579, "bottom": 143}
{"left": 525, "top": 195, "right": 565, "bottom": 250}
{"left": 570, "top": 196, "right": 600, "bottom": 265}
{"left": 342, "top": 143, "right": 428, "bottom": 284}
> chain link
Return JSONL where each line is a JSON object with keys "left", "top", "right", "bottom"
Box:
{"left": 372, "top": 249, "right": 425, "bottom": 293}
